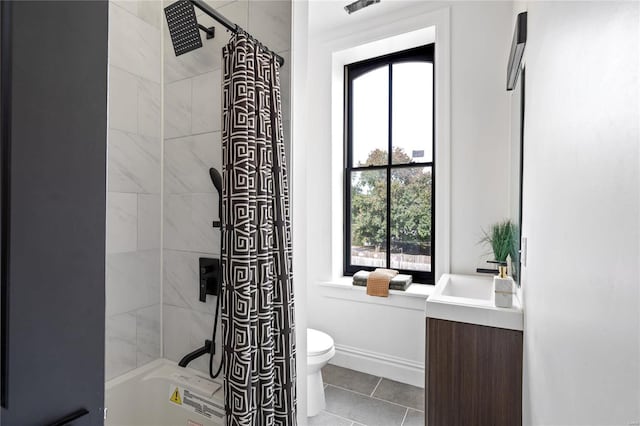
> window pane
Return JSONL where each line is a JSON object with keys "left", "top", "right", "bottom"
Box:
{"left": 390, "top": 166, "right": 432, "bottom": 272}
{"left": 352, "top": 66, "right": 389, "bottom": 167}
{"left": 392, "top": 62, "right": 433, "bottom": 164}
{"left": 350, "top": 169, "right": 387, "bottom": 268}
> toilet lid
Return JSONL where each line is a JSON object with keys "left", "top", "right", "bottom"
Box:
{"left": 307, "top": 328, "right": 334, "bottom": 357}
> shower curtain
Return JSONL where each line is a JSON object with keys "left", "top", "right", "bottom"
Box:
{"left": 221, "top": 32, "right": 296, "bottom": 426}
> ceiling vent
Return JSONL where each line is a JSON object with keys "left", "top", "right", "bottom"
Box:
{"left": 344, "top": 0, "right": 380, "bottom": 14}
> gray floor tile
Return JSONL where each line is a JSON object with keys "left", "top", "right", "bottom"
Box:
{"left": 322, "top": 364, "right": 381, "bottom": 395}
{"left": 402, "top": 409, "right": 424, "bottom": 426}
{"left": 325, "top": 385, "right": 407, "bottom": 426}
{"left": 373, "top": 378, "right": 425, "bottom": 411}
{"left": 308, "top": 411, "right": 352, "bottom": 426}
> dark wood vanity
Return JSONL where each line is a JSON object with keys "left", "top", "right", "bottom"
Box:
{"left": 425, "top": 317, "right": 523, "bottom": 425}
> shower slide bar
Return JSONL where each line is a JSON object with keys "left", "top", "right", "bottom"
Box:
{"left": 189, "top": 0, "right": 285, "bottom": 67}
{"left": 178, "top": 168, "right": 222, "bottom": 374}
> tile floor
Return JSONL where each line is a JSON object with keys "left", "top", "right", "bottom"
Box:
{"left": 310, "top": 364, "right": 425, "bottom": 426}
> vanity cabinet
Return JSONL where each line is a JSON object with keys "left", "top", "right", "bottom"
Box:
{"left": 425, "top": 317, "right": 523, "bottom": 426}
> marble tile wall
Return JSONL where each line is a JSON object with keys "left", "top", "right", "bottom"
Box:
{"left": 106, "top": 0, "right": 291, "bottom": 380}
{"left": 106, "top": 0, "right": 162, "bottom": 381}
{"left": 162, "top": 0, "right": 292, "bottom": 375}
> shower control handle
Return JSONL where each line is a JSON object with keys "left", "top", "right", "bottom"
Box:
{"left": 199, "top": 257, "right": 221, "bottom": 302}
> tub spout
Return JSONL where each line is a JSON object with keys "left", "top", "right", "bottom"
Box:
{"left": 178, "top": 340, "right": 212, "bottom": 368}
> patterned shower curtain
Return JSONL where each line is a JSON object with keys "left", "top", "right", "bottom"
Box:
{"left": 221, "top": 32, "right": 296, "bottom": 426}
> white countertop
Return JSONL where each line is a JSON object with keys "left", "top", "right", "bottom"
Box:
{"left": 425, "top": 273, "right": 523, "bottom": 331}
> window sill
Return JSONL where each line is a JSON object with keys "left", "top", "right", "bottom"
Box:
{"left": 316, "top": 277, "right": 434, "bottom": 312}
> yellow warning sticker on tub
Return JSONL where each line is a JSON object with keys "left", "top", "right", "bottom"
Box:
{"left": 170, "top": 387, "right": 183, "bottom": 405}
{"left": 168, "top": 384, "right": 225, "bottom": 421}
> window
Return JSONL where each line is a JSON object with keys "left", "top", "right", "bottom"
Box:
{"left": 344, "top": 44, "right": 435, "bottom": 283}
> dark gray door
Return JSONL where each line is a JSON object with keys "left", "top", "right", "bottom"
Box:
{"left": 0, "top": 1, "right": 108, "bottom": 425}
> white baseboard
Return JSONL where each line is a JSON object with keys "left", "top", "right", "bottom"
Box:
{"left": 330, "top": 344, "right": 425, "bottom": 388}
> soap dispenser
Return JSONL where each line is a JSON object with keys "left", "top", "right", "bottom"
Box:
{"left": 493, "top": 261, "right": 515, "bottom": 308}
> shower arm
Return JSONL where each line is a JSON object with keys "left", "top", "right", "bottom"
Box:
{"left": 197, "top": 24, "right": 215, "bottom": 40}
{"left": 189, "top": 0, "right": 285, "bottom": 67}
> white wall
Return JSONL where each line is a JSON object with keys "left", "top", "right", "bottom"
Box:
{"left": 291, "top": 1, "right": 309, "bottom": 421}
{"left": 300, "top": 1, "right": 513, "bottom": 386}
{"left": 520, "top": 2, "right": 640, "bottom": 424}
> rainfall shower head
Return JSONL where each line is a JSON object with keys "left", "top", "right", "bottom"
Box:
{"left": 164, "top": 0, "right": 203, "bottom": 56}
{"left": 209, "top": 168, "right": 222, "bottom": 196}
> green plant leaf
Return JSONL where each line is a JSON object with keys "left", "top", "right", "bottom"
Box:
{"left": 479, "top": 220, "right": 516, "bottom": 262}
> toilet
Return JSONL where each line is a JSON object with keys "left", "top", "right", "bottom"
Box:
{"left": 307, "top": 328, "right": 335, "bottom": 417}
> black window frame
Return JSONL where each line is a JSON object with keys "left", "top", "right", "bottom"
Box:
{"left": 344, "top": 44, "right": 435, "bottom": 284}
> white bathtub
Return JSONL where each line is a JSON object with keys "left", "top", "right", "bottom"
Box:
{"left": 105, "top": 359, "right": 224, "bottom": 426}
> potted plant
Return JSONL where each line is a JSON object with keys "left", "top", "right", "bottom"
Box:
{"left": 480, "top": 220, "right": 517, "bottom": 307}
{"left": 480, "top": 220, "right": 516, "bottom": 267}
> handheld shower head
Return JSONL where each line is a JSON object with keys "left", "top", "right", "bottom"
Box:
{"left": 209, "top": 168, "right": 222, "bottom": 196}
{"left": 209, "top": 168, "right": 222, "bottom": 226}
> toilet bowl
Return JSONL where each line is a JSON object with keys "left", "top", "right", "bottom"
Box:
{"left": 307, "top": 328, "right": 335, "bottom": 417}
